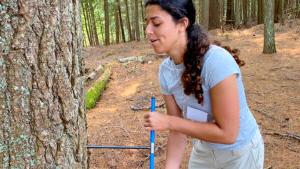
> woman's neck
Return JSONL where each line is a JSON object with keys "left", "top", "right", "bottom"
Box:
{"left": 167, "top": 33, "right": 187, "bottom": 65}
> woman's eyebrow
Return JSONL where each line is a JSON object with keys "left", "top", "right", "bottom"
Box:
{"left": 145, "top": 16, "right": 160, "bottom": 22}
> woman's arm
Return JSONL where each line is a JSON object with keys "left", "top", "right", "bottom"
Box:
{"left": 163, "top": 95, "right": 187, "bottom": 169}
{"left": 169, "top": 74, "right": 239, "bottom": 144}
{"left": 145, "top": 74, "right": 240, "bottom": 144}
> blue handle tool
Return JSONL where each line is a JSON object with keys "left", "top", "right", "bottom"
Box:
{"left": 150, "top": 97, "right": 155, "bottom": 169}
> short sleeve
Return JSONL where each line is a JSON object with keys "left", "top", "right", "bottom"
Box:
{"left": 202, "top": 46, "right": 240, "bottom": 89}
{"left": 159, "top": 63, "right": 172, "bottom": 95}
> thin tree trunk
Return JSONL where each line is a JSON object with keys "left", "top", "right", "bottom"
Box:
{"left": 226, "top": 0, "right": 235, "bottom": 25}
{"left": 140, "top": 0, "right": 146, "bottom": 39}
{"left": 104, "top": 0, "right": 110, "bottom": 45}
{"left": 115, "top": 2, "right": 120, "bottom": 44}
{"left": 0, "top": 0, "right": 87, "bottom": 168}
{"left": 124, "top": 0, "right": 133, "bottom": 41}
{"left": 251, "top": 0, "right": 258, "bottom": 23}
{"left": 258, "top": 0, "right": 264, "bottom": 24}
{"left": 97, "top": 10, "right": 105, "bottom": 44}
{"left": 200, "top": 0, "right": 210, "bottom": 30}
{"left": 235, "top": 0, "right": 242, "bottom": 27}
{"left": 89, "top": 0, "right": 99, "bottom": 46}
{"left": 81, "top": 0, "right": 91, "bottom": 46}
{"left": 209, "top": 0, "right": 220, "bottom": 29}
{"left": 135, "top": 0, "right": 140, "bottom": 41}
{"left": 117, "top": 0, "right": 126, "bottom": 42}
{"left": 243, "top": 0, "right": 249, "bottom": 25}
{"left": 263, "top": 0, "right": 276, "bottom": 53}
{"left": 131, "top": 0, "right": 136, "bottom": 40}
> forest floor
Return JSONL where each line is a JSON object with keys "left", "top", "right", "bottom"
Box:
{"left": 84, "top": 20, "right": 300, "bottom": 169}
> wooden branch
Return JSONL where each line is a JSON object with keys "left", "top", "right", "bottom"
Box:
{"left": 264, "top": 131, "right": 300, "bottom": 142}
{"left": 118, "top": 56, "right": 145, "bottom": 63}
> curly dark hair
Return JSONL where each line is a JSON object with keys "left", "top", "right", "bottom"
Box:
{"left": 145, "top": 0, "right": 245, "bottom": 104}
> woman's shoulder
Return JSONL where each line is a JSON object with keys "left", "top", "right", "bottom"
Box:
{"left": 204, "top": 45, "right": 236, "bottom": 66}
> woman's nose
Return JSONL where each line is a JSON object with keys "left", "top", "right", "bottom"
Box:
{"left": 145, "top": 24, "right": 153, "bottom": 37}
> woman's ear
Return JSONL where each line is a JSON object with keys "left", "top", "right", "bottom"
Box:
{"left": 178, "top": 17, "right": 189, "bottom": 32}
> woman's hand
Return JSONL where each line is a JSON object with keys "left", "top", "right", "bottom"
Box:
{"left": 144, "top": 112, "right": 171, "bottom": 131}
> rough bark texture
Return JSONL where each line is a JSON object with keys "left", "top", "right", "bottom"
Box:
{"left": 209, "top": 0, "right": 221, "bottom": 29}
{"left": 200, "top": 0, "right": 210, "bottom": 30}
{"left": 0, "top": 0, "right": 87, "bottom": 168}
{"left": 263, "top": 0, "right": 277, "bottom": 53}
{"left": 104, "top": 0, "right": 110, "bottom": 45}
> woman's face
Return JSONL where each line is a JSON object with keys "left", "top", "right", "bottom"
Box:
{"left": 145, "top": 5, "right": 181, "bottom": 54}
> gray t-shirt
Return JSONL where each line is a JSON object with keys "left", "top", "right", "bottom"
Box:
{"left": 159, "top": 45, "right": 258, "bottom": 150}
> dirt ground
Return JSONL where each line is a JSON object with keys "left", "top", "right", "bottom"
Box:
{"left": 85, "top": 21, "right": 300, "bottom": 169}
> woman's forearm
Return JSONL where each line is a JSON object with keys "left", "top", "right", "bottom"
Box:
{"left": 168, "top": 116, "right": 238, "bottom": 144}
{"left": 165, "top": 131, "right": 187, "bottom": 169}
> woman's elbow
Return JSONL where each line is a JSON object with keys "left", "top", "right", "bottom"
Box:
{"left": 222, "top": 131, "right": 239, "bottom": 144}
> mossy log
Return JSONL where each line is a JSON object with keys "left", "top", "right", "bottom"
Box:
{"left": 85, "top": 65, "right": 111, "bottom": 109}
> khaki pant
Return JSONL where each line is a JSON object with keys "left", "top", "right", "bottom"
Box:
{"left": 188, "top": 130, "right": 264, "bottom": 169}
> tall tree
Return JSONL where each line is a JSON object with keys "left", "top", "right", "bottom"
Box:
{"left": 124, "top": 0, "right": 133, "bottom": 41}
{"left": 200, "top": 0, "right": 210, "bottom": 30}
{"left": 258, "top": 0, "right": 264, "bottom": 24}
{"left": 209, "top": 0, "right": 220, "bottom": 29}
{"left": 243, "top": 0, "right": 249, "bottom": 25}
{"left": 115, "top": 2, "right": 120, "bottom": 44}
{"left": 226, "top": 0, "right": 235, "bottom": 25}
{"left": 251, "top": 0, "right": 258, "bottom": 23}
{"left": 131, "top": 0, "right": 136, "bottom": 40}
{"left": 134, "top": 0, "right": 140, "bottom": 41}
{"left": 117, "top": 0, "right": 126, "bottom": 42}
{"left": 0, "top": 0, "right": 87, "bottom": 168}
{"left": 140, "top": 0, "right": 146, "bottom": 38}
{"left": 234, "top": 0, "right": 242, "bottom": 27}
{"left": 263, "top": 0, "right": 276, "bottom": 53}
{"left": 89, "top": 0, "right": 100, "bottom": 46}
{"left": 104, "top": 0, "right": 110, "bottom": 45}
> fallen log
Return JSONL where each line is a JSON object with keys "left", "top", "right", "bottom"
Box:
{"left": 85, "top": 65, "right": 111, "bottom": 109}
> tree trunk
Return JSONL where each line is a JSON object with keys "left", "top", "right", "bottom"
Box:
{"left": 234, "top": 0, "right": 242, "bottom": 27}
{"left": 131, "top": 0, "right": 136, "bottom": 40}
{"left": 124, "top": 0, "right": 133, "bottom": 41}
{"left": 209, "top": 0, "right": 220, "bottom": 29}
{"left": 0, "top": 0, "right": 87, "bottom": 168}
{"left": 117, "top": 0, "right": 126, "bottom": 43}
{"left": 140, "top": 0, "right": 146, "bottom": 39}
{"left": 104, "top": 0, "right": 110, "bottom": 45}
{"left": 258, "top": 0, "right": 264, "bottom": 24}
{"left": 226, "top": 0, "right": 235, "bottom": 25}
{"left": 243, "top": 0, "right": 249, "bottom": 25}
{"left": 135, "top": 0, "right": 140, "bottom": 41}
{"left": 89, "top": 0, "right": 99, "bottom": 46}
{"left": 263, "top": 0, "right": 276, "bottom": 53}
{"left": 115, "top": 2, "right": 120, "bottom": 44}
{"left": 251, "top": 0, "right": 258, "bottom": 23}
{"left": 200, "top": 0, "right": 210, "bottom": 30}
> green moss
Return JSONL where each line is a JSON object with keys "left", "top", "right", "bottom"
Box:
{"left": 85, "top": 67, "right": 111, "bottom": 110}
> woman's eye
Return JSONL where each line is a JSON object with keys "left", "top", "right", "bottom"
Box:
{"left": 153, "top": 23, "right": 161, "bottom": 27}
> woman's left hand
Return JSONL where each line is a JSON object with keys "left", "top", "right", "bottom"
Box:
{"left": 144, "top": 112, "right": 171, "bottom": 131}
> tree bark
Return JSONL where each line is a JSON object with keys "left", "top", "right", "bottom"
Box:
{"left": 0, "top": 0, "right": 87, "bottom": 168}
{"left": 258, "top": 0, "right": 264, "bottom": 24}
{"left": 200, "top": 0, "right": 210, "bottom": 30}
{"left": 124, "top": 0, "right": 133, "bottom": 41}
{"left": 209, "top": 0, "right": 220, "bottom": 29}
{"left": 263, "top": 0, "right": 276, "bottom": 53}
{"left": 226, "top": 0, "right": 235, "bottom": 25}
{"left": 134, "top": 0, "right": 140, "bottom": 41}
{"left": 234, "top": 0, "right": 242, "bottom": 27}
{"left": 243, "top": 0, "right": 249, "bottom": 25}
{"left": 115, "top": 2, "right": 120, "bottom": 44}
{"left": 104, "top": 0, "right": 110, "bottom": 45}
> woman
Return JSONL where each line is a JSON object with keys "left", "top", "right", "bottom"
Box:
{"left": 143, "top": 0, "right": 264, "bottom": 169}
